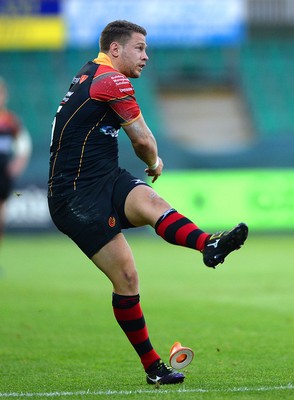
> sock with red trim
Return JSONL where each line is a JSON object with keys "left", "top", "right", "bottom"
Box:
{"left": 112, "top": 293, "right": 161, "bottom": 371}
{"left": 155, "top": 208, "right": 210, "bottom": 251}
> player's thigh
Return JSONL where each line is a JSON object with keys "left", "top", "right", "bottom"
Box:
{"left": 124, "top": 185, "right": 171, "bottom": 227}
{"left": 91, "top": 233, "right": 139, "bottom": 295}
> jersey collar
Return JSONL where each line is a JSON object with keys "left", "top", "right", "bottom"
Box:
{"left": 93, "top": 52, "right": 113, "bottom": 67}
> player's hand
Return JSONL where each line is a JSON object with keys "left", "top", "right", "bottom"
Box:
{"left": 145, "top": 157, "right": 163, "bottom": 183}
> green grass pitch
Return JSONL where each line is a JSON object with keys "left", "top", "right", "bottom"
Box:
{"left": 0, "top": 232, "right": 293, "bottom": 399}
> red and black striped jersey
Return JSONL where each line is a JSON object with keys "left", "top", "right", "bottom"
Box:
{"left": 48, "top": 53, "right": 141, "bottom": 197}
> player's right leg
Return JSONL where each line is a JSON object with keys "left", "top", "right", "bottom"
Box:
{"left": 123, "top": 184, "right": 248, "bottom": 268}
{"left": 202, "top": 223, "right": 248, "bottom": 268}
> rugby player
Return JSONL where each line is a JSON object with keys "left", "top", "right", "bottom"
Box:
{"left": 48, "top": 20, "right": 248, "bottom": 385}
{"left": 0, "top": 78, "right": 31, "bottom": 246}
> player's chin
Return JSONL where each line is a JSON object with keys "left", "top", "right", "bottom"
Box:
{"left": 133, "top": 68, "right": 143, "bottom": 78}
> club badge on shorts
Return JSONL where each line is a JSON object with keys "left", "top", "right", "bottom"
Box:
{"left": 108, "top": 216, "right": 116, "bottom": 227}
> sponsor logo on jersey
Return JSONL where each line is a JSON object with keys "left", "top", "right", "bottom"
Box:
{"left": 61, "top": 91, "right": 74, "bottom": 103}
{"left": 72, "top": 76, "right": 80, "bottom": 85}
{"left": 79, "top": 74, "right": 89, "bottom": 84}
{"left": 111, "top": 75, "right": 129, "bottom": 84}
{"left": 100, "top": 126, "right": 119, "bottom": 138}
{"left": 110, "top": 74, "right": 134, "bottom": 94}
{"left": 119, "top": 86, "right": 133, "bottom": 93}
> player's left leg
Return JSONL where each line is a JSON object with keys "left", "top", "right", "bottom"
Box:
{"left": 91, "top": 233, "right": 185, "bottom": 384}
{"left": 91, "top": 234, "right": 161, "bottom": 370}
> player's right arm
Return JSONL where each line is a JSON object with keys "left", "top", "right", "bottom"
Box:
{"left": 122, "top": 114, "right": 163, "bottom": 183}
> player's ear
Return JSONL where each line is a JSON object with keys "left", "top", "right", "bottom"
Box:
{"left": 109, "top": 42, "right": 121, "bottom": 58}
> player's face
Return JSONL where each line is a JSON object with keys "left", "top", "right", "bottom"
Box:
{"left": 119, "top": 33, "right": 148, "bottom": 78}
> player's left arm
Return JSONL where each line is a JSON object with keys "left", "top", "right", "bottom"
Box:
{"left": 122, "top": 114, "right": 163, "bottom": 183}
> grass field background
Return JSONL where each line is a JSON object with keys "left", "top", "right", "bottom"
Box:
{"left": 0, "top": 232, "right": 293, "bottom": 399}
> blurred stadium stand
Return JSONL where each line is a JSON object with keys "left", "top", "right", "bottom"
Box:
{"left": 2, "top": 35, "right": 294, "bottom": 176}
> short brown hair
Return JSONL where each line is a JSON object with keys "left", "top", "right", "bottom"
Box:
{"left": 99, "top": 20, "right": 147, "bottom": 52}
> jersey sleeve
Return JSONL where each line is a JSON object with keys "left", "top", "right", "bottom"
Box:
{"left": 90, "top": 70, "right": 141, "bottom": 126}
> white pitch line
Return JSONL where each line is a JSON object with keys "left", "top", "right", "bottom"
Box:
{"left": 0, "top": 384, "right": 293, "bottom": 398}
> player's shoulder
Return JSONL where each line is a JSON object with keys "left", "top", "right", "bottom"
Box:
{"left": 91, "top": 65, "right": 135, "bottom": 99}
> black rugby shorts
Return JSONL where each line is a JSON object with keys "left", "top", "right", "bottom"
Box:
{"left": 48, "top": 169, "right": 149, "bottom": 258}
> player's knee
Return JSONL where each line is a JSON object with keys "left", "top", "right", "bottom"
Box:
{"left": 122, "top": 267, "right": 138, "bottom": 289}
{"left": 112, "top": 249, "right": 138, "bottom": 291}
{"left": 113, "top": 268, "right": 138, "bottom": 294}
